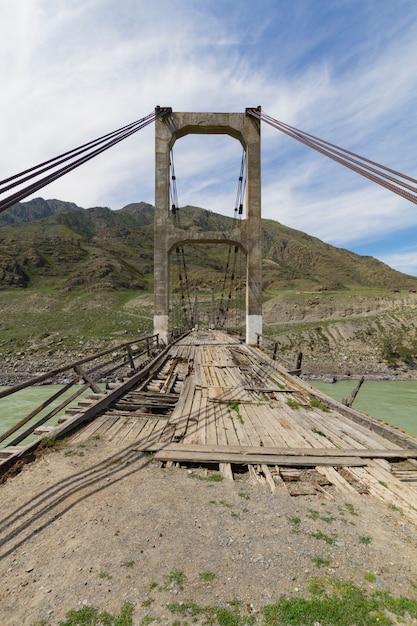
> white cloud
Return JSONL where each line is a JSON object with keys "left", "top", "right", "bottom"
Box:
{"left": 1, "top": 0, "right": 417, "bottom": 275}
{"left": 379, "top": 250, "right": 417, "bottom": 276}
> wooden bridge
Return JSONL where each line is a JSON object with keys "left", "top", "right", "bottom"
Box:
{"left": 2, "top": 330, "right": 417, "bottom": 524}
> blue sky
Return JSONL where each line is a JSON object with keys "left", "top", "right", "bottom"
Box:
{"left": 1, "top": 0, "right": 417, "bottom": 274}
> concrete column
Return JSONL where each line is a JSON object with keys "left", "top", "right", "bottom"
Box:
{"left": 153, "top": 113, "right": 171, "bottom": 345}
{"left": 244, "top": 112, "right": 262, "bottom": 344}
{"left": 153, "top": 110, "right": 262, "bottom": 345}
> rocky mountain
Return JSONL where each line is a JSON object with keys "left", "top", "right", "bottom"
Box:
{"left": 1, "top": 198, "right": 416, "bottom": 294}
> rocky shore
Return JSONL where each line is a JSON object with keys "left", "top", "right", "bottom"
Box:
{"left": 1, "top": 348, "right": 417, "bottom": 389}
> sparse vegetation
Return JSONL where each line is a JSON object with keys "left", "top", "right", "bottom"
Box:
{"left": 188, "top": 471, "right": 224, "bottom": 482}
{"left": 310, "top": 556, "right": 331, "bottom": 568}
{"left": 43, "top": 583, "right": 417, "bottom": 626}
{"left": 310, "top": 530, "right": 336, "bottom": 544}
{"left": 359, "top": 535, "right": 373, "bottom": 545}
{"left": 287, "top": 397, "right": 301, "bottom": 409}
{"left": 309, "top": 398, "right": 330, "bottom": 412}
{"left": 163, "top": 569, "right": 187, "bottom": 590}
{"left": 57, "top": 602, "right": 134, "bottom": 625}
{"left": 228, "top": 400, "right": 244, "bottom": 424}
{"left": 342, "top": 502, "right": 359, "bottom": 516}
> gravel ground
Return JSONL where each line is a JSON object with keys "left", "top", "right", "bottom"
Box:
{"left": 1, "top": 437, "right": 417, "bottom": 625}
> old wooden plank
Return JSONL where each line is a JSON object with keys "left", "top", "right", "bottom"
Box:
{"left": 167, "top": 374, "right": 194, "bottom": 424}
{"left": 239, "top": 404, "right": 277, "bottom": 448}
{"left": 129, "top": 417, "right": 160, "bottom": 447}
{"left": 315, "top": 466, "right": 363, "bottom": 494}
{"left": 219, "top": 462, "right": 234, "bottom": 480}
{"left": 248, "top": 464, "right": 266, "bottom": 485}
{"left": 153, "top": 449, "right": 367, "bottom": 466}
{"left": 255, "top": 404, "right": 292, "bottom": 448}
{"left": 98, "top": 417, "right": 134, "bottom": 442}
{"left": 232, "top": 403, "right": 262, "bottom": 447}
{"left": 204, "top": 392, "right": 218, "bottom": 446}
{"left": 131, "top": 442, "right": 417, "bottom": 458}
{"left": 121, "top": 416, "right": 151, "bottom": 443}
{"left": 216, "top": 403, "right": 240, "bottom": 447}
{"left": 182, "top": 387, "right": 202, "bottom": 445}
{"left": 261, "top": 464, "right": 276, "bottom": 492}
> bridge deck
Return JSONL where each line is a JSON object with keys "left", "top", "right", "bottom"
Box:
{"left": 65, "top": 330, "right": 417, "bottom": 521}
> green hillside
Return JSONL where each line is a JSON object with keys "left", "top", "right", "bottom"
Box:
{"left": 1, "top": 198, "right": 416, "bottom": 293}
{"left": 1, "top": 198, "right": 417, "bottom": 376}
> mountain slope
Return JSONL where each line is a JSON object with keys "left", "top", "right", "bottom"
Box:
{"left": 0, "top": 198, "right": 416, "bottom": 293}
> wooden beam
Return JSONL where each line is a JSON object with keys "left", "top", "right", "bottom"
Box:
{"left": 132, "top": 442, "right": 417, "bottom": 459}
{"left": 153, "top": 449, "right": 367, "bottom": 466}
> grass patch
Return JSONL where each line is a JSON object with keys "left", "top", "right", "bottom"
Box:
{"left": 40, "top": 435, "right": 68, "bottom": 448}
{"left": 310, "top": 556, "right": 331, "bottom": 568}
{"left": 58, "top": 602, "right": 134, "bottom": 625}
{"left": 312, "top": 428, "right": 327, "bottom": 437}
{"left": 359, "top": 535, "right": 372, "bottom": 545}
{"left": 99, "top": 571, "right": 113, "bottom": 580}
{"left": 228, "top": 400, "right": 244, "bottom": 424}
{"left": 365, "top": 572, "right": 377, "bottom": 583}
{"left": 342, "top": 502, "right": 359, "bottom": 516}
{"left": 189, "top": 472, "right": 224, "bottom": 482}
{"left": 33, "top": 580, "right": 417, "bottom": 626}
{"left": 262, "top": 582, "right": 417, "bottom": 625}
{"left": 200, "top": 571, "right": 216, "bottom": 581}
{"left": 287, "top": 397, "right": 301, "bottom": 409}
{"left": 121, "top": 560, "right": 135, "bottom": 568}
{"left": 163, "top": 569, "right": 187, "bottom": 590}
{"left": 307, "top": 509, "right": 320, "bottom": 520}
{"left": 219, "top": 500, "right": 233, "bottom": 508}
{"left": 238, "top": 491, "right": 250, "bottom": 500}
{"left": 310, "top": 530, "right": 336, "bottom": 544}
{"left": 168, "top": 600, "right": 255, "bottom": 626}
{"left": 388, "top": 503, "right": 402, "bottom": 513}
{"left": 164, "top": 582, "right": 417, "bottom": 626}
{"left": 309, "top": 398, "right": 330, "bottom": 412}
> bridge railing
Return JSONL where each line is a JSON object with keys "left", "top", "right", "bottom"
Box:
{"left": 0, "top": 334, "right": 161, "bottom": 449}
{"left": 256, "top": 334, "right": 303, "bottom": 375}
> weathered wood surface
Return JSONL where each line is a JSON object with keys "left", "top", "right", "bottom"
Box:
{"left": 3, "top": 330, "right": 417, "bottom": 521}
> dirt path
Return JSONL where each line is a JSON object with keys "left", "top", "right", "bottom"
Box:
{"left": 1, "top": 437, "right": 417, "bottom": 625}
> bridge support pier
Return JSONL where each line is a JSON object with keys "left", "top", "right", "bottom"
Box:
{"left": 153, "top": 109, "right": 262, "bottom": 345}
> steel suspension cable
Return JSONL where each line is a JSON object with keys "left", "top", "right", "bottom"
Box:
{"left": 0, "top": 107, "right": 172, "bottom": 213}
{"left": 247, "top": 109, "right": 417, "bottom": 204}
{"left": 217, "top": 150, "right": 246, "bottom": 329}
{"left": 169, "top": 149, "right": 193, "bottom": 331}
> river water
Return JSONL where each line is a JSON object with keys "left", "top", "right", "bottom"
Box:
{"left": 1, "top": 381, "right": 417, "bottom": 442}
{"left": 309, "top": 379, "right": 417, "bottom": 437}
{"left": 0, "top": 385, "right": 85, "bottom": 445}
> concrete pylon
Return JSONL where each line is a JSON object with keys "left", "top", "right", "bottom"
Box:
{"left": 153, "top": 109, "right": 262, "bottom": 345}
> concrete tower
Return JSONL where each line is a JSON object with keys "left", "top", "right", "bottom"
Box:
{"left": 153, "top": 109, "right": 262, "bottom": 345}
